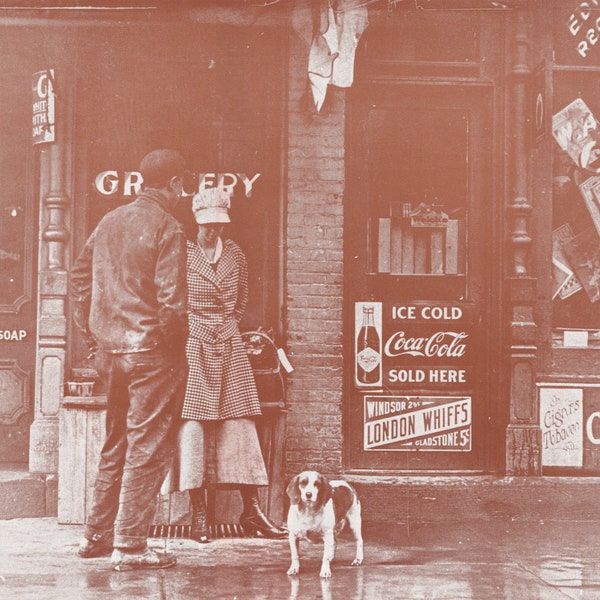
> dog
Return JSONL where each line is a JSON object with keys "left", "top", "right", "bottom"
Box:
{"left": 286, "top": 470, "right": 363, "bottom": 579}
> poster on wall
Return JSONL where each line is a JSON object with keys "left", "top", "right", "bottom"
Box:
{"left": 540, "top": 387, "right": 583, "bottom": 467}
{"left": 364, "top": 395, "right": 472, "bottom": 451}
{"left": 32, "top": 69, "right": 55, "bottom": 144}
{"left": 354, "top": 300, "right": 475, "bottom": 390}
{"left": 561, "top": 227, "right": 600, "bottom": 303}
{"left": 552, "top": 98, "right": 600, "bottom": 170}
{"left": 577, "top": 175, "right": 600, "bottom": 237}
{"left": 552, "top": 224, "right": 582, "bottom": 300}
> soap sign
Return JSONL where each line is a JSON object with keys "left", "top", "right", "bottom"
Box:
{"left": 32, "top": 69, "right": 55, "bottom": 144}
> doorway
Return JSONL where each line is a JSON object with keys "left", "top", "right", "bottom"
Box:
{"left": 345, "top": 80, "right": 500, "bottom": 472}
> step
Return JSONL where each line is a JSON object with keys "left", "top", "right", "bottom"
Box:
{"left": 347, "top": 474, "right": 600, "bottom": 523}
{"left": 0, "top": 466, "right": 57, "bottom": 519}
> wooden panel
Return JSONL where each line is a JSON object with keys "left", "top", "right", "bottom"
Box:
{"left": 85, "top": 409, "right": 105, "bottom": 522}
{"left": 390, "top": 222, "right": 403, "bottom": 275}
{"left": 401, "top": 227, "right": 414, "bottom": 274}
{"left": 377, "top": 218, "right": 391, "bottom": 273}
{"left": 445, "top": 219, "right": 459, "bottom": 274}
{"left": 430, "top": 230, "right": 444, "bottom": 274}
{"left": 58, "top": 407, "right": 88, "bottom": 524}
{"left": 413, "top": 230, "right": 428, "bottom": 274}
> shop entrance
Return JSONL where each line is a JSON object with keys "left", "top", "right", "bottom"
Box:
{"left": 60, "top": 21, "right": 286, "bottom": 525}
{"left": 0, "top": 33, "right": 39, "bottom": 465}
{"left": 345, "top": 78, "right": 501, "bottom": 472}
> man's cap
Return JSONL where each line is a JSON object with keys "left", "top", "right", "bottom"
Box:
{"left": 139, "top": 149, "right": 186, "bottom": 188}
{"left": 192, "top": 187, "right": 231, "bottom": 224}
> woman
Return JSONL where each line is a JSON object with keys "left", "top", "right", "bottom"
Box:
{"left": 179, "top": 186, "right": 286, "bottom": 543}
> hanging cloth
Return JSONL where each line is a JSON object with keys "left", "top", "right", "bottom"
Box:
{"left": 331, "top": 0, "right": 369, "bottom": 88}
{"left": 293, "top": 0, "right": 369, "bottom": 113}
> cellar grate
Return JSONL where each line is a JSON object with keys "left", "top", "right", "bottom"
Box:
{"left": 150, "top": 523, "right": 248, "bottom": 539}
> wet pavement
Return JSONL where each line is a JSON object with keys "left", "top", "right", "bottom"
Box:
{"left": 2, "top": 517, "right": 600, "bottom": 599}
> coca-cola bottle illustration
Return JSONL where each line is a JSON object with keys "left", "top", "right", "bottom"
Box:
{"left": 356, "top": 305, "right": 381, "bottom": 385}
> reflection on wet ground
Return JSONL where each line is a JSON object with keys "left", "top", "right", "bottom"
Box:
{"left": 2, "top": 518, "right": 600, "bottom": 599}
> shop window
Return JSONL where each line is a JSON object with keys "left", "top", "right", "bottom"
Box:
{"left": 365, "top": 105, "right": 468, "bottom": 300}
{"left": 551, "top": 71, "right": 600, "bottom": 347}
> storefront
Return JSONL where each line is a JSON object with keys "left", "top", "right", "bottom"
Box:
{"left": 1, "top": 0, "right": 600, "bottom": 521}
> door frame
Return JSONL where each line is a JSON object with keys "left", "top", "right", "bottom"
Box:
{"left": 343, "top": 80, "right": 503, "bottom": 473}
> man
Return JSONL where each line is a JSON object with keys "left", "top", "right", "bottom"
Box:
{"left": 71, "top": 149, "right": 189, "bottom": 571}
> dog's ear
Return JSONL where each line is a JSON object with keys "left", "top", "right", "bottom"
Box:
{"left": 286, "top": 475, "right": 301, "bottom": 505}
{"left": 315, "top": 473, "right": 332, "bottom": 509}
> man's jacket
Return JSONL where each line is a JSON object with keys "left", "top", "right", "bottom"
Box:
{"left": 70, "top": 189, "right": 188, "bottom": 354}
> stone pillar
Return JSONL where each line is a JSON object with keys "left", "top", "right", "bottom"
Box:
{"left": 30, "top": 70, "right": 73, "bottom": 473}
{"left": 505, "top": 9, "right": 541, "bottom": 475}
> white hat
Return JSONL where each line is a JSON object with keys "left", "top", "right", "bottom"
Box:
{"left": 192, "top": 187, "right": 231, "bottom": 224}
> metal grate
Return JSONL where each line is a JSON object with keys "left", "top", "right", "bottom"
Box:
{"left": 150, "top": 523, "right": 248, "bottom": 539}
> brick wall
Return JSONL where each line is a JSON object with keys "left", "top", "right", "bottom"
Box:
{"left": 284, "top": 32, "right": 346, "bottom": 476}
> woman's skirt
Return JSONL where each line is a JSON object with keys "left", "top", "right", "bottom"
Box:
{"left": 165, "top": 417, "right": 269, "bottom": 492}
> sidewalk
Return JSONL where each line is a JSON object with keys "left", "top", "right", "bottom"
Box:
{"left": 2, "top": 516, "right": 600, "bottom": 599}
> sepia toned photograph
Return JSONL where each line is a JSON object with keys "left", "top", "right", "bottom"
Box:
{"left": 3, "top": 1, "right": 600, "bottom": 598}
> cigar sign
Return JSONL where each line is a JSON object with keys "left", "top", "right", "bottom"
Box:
{"left": 355, "top": 301, "right": 476, "bottom": 389}
{"left": 540, "top": 387, "right": 583, "bottom": 467}
{"left": 364, "top": 395, "right": 472, "bottom": 451}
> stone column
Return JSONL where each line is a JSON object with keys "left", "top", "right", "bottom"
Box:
{"left": 29, "top": 69, "right": 73, "bottom": 473}
{"left": 505, "top": 8, "right": 541, "bottom": 475}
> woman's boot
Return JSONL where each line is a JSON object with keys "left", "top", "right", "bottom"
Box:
{"left": 189, "top": 487, "right": 210, "bottom": 543}
{"left": 239, "top": 485, "right": 287, "bottom": 539}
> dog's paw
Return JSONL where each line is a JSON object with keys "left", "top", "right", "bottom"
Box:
{"left": 287, "top": 564, "right": 300, "bottom": 576}
{"left": 319, "top": 567, "right": 332, "bottom": 579}
{"left": 351, "top": 557, "right": 363, "bottom": 566}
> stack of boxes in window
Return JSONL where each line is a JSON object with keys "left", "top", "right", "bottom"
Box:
{"left": 376, "top": 202, "right": 461, "bottom": 275}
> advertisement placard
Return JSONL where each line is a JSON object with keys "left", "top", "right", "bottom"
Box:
{"left": 364, "top": 395, "right": 472, "bottom": 451}
{"left": 540, "top": 387, "right": 583, "bottom": 467}
{"left": 355, "top": 301, "right": 475, "bottom": 389}
{"left": 32, "top": 69, "right": 55, "bottom": 144}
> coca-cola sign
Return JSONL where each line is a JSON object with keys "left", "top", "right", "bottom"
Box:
{"left": 355, "top": 301, "right": 476, "bottom": 389}
{"left": 384, "top": 330, "right": 468, "bottom": 358}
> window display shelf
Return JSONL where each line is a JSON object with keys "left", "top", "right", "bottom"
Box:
{"left": 61, "top": 395, "right": 107, "bottom": 409}
{"left": 552, "top": 329, "right": 600, "bottom": 350}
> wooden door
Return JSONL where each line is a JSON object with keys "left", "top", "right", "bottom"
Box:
{"left": 0, "top": 40, "right": 38, "bottom": 465}
{"left": 345, "top": 82, "right": 499, "bottom": 472}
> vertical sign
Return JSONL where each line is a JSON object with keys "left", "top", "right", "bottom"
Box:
{"left": 540, "top": 387, "right": 583, "bottom": 467}
{"left": 355, "top": 302, "right": 383, "bottom": 387}
{"left": 32, "top": 69, "right": 55, "bottom": 144}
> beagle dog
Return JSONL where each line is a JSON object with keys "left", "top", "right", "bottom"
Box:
{"left": 286, "top": 470, "right": 363, "bottom": 579}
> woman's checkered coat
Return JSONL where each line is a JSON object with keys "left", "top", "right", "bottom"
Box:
{"left": 181, "top": 238, "right": 261, "bottom": 421}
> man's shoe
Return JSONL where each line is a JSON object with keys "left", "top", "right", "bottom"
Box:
{"left": 78, "top": 535, "right": 113, "bottom": 558}
{"left": 111, "top": 548, "right": 177, "bottom": 571}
